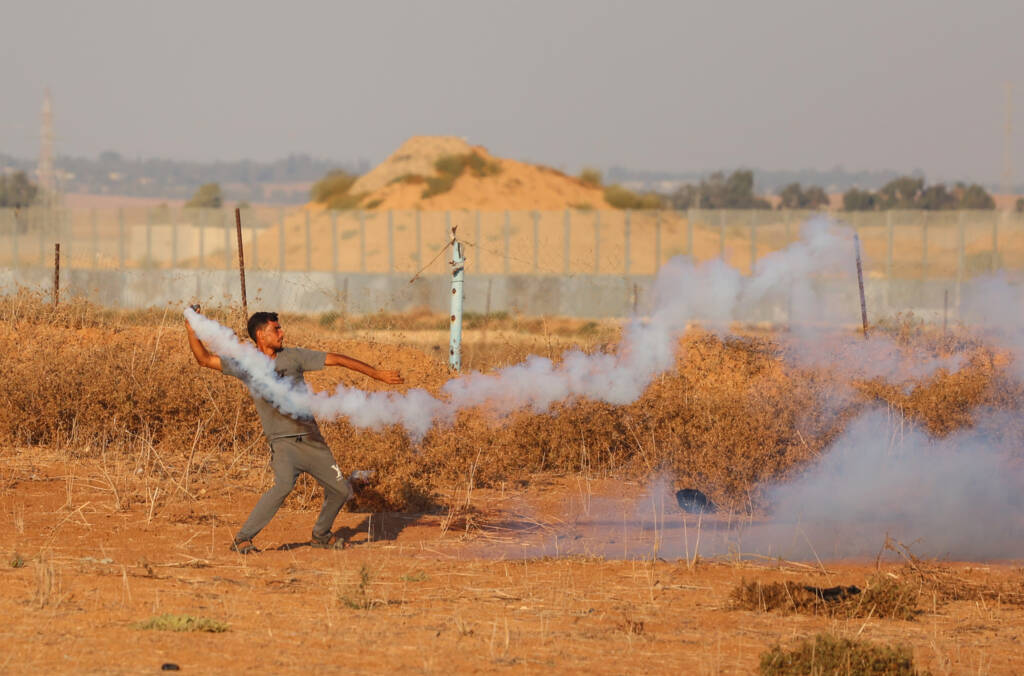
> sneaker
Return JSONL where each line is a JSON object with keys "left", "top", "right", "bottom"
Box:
{"left": 310, "top": 531, "right": 348, "bottom": 550}
{"left": 230, "top": 538, "right": 259, "bottom": 554}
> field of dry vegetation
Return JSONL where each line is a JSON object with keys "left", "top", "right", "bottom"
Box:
{"left": 3, "top": 290, "right": 1024, "bottom": 673}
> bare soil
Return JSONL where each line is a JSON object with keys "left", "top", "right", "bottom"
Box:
{"left": 2, "top": 457, "right": 1023, "bottom": 674}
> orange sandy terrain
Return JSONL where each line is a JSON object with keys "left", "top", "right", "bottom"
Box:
{"left": 2, "top": 456, "right": 1023, "bottom": 674}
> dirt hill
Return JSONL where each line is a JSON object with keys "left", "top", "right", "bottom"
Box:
{"left": 327, "top": 136, "right": 611, "bottom": 211}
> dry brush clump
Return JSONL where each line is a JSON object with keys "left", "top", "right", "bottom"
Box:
{"left": 3, "top": 292, "right": 1021, "bottom": 512}
{"left": 730, "top": 576, "right": 922, "bottom": 621}
{"left": 759, "top": 633, "right": 926, "bottom": 676}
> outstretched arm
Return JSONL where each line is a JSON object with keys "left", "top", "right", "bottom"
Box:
{"left": 325, "top": 352, "right": 404, "bottom": 384}
{"left": 185, "top": 308, "right": 222, "bottom": 371}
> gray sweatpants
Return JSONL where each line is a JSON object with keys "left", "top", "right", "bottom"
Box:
{"left": 236, "top": 435, "right": 353, "bottom": 542}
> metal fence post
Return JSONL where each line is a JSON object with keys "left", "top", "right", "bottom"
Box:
{"left": 624, "top": 209, "right": 631, "bottom": 275}
{"left": 503, "top": 210, "right": 511, "bottom": 274}
{"left": 416, "top": 210, "right": 423, "bottom": 273}
{"left": 91, "top": 208, "right": 99, "bottom": 269}
{"left": 248, "top": 209, "right": 258, "bottom": 271}
{"left": 37, "top": 210, "right": 45, "bottom": 265}
{"left": 278, "top": 208, "right": 285, "bottom": 272}
{"left": 956, "top": 210, "right": 965, "bottom": 314}
{"left": 563, "top": 209, "right": 571, "bottom": 274}
{"left": 305, "top": 210, "right": 312, "bottom": 272}
{"left": 474, "top": 210, "right": 481, "bottom": 273}
{"left": 118, "top": 207, "right": 126, "bottom": 270}
{"left": 61, "top": 208, "right": 71, "bottom": 272}
{"left": 331, "top": 210, "right": 338, "bottom": 274}
{"left": 532, "top": 211, "right": 539, "bottom": 273}
{"left": 145, "top": 208, "right": 153, "bottom": 268}
{"left": 170, "top": 208, "right": 178, "bottom": 269}
{"left": 359, "top": 210, "right": 366, "bottom": 273}
{"left": 686, "top": 209, "right": 694, "bottom": 257}
{"left": 749, "top": 210, "right": 757, "bottom": 274}
{"left": 387, "top": 210, "right": 395, "bottom": 274}
{"left": 594, "top": 211, "right": 601, "bottom": 274}
{"left": 654, "top": 210, "right": 661, "bottom": 272}
{"left": 719, "top": 210, "right": 726, "bottom": 260}
{"left": 992, "top": 211, "right": 1000, "bottom": 272}
{"left": 224, "top": 210, "right": 232, "bottom": 271}
{"left": 886, "top": 210, "right": 894, "bottom": 279}
{"left": 8, "top": 211, "right": 18, "bottom": 270}
{"left": 920, "top": 211, "right": 928, "bottom": 279}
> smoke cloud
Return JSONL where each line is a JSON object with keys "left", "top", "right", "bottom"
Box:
{"left": 184, "top": 217, "right": 965, "bottom": 438}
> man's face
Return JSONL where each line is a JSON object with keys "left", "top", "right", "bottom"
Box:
{"left": 257, "top": 320, "right": 284, "bottom": 352}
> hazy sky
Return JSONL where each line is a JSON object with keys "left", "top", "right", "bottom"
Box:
{"left": 3, "top": 0, "right": 1023, "bottom": 182}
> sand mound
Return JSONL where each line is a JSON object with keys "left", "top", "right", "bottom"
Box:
{"left": 349, "top": 136, "right": 476, "bottom": 197}
{"left": 326, "top": 135, "right": 610, "bottom": 212}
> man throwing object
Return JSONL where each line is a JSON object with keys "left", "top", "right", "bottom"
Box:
{"left": 185, "top": 308, "right": 404, "bottom": 553}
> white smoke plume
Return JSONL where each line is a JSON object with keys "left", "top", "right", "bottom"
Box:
{"left": 760, "top": 409, "right": 1024, "bottom": 559}
{"left": 185, "top": 217, "right": 964, "bottom": 437}
{"left": 184, "top": 308, "right": 446, "bottom": 439}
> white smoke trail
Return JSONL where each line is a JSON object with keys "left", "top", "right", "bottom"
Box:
{"left": 184, "top": 308, "right": 446, "bottom": 439}
{"left": 185, "top": 217, "right": 964, "bottom": 437}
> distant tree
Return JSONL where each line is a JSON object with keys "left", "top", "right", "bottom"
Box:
{"left": 877, "top": 176, "right": 923, "bottom": 209}
{"left": 186, "top": 182, "right": 222, "bottom": 208}
{"left": 669, "top": 169, "right": 770, "bottom": 209}
{"left": 1016, "top": 197, "right": 1024, "bottom": 213}
{"left": 603, "top": 184, "right": 664, "bottom": 209}
{"left": 842, "top": 188, "right": 876, "bottom": 211}
{"left": 803, "top": 186, "right": 830, "bottom": 209}
{"left": 311, "top": 170, "right": 367, "bottom": 209}
{"left": 578, "top": 167, "right": 603, "bottom": 187}
{"left": 778, "top": 182, "right": 829, "bottom": 209}
{"left": 0, "top": 171, "right": 39, "bottom": 208}
{"left": 917, "top": 183, "right": 957, "bottom": 210}
{"left": 956, "top": 183, "right": 995, "bottom": 209}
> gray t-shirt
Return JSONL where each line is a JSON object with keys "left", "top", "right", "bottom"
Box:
{"left": 222, "top": 347, "right": 327, "bottom": 441}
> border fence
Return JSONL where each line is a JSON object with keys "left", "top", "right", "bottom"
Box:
{"left": 3, "top": 206, "right": 1024, "bottom": 319}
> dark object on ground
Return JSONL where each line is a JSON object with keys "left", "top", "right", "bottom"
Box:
{"left": 161, "top": 664, "right": 180, "bottom": 671}
{"left": 811, "top": 584, "right": 861, "bottom": 602}
{"left": 675, "top": 489, "right": 716, "bottom": 514}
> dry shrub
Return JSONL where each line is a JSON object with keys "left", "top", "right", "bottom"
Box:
{"left": 888, "top": 541, "right": 1024, "bottom": 606}
{"left": 731, "top": 576, "right": 920, "bottom": 621}
{"left": 2, "top": 292, "right": 1021, "bottom": 513}
{"left": 760, "top": 633, "right": 925, "bottom": 676}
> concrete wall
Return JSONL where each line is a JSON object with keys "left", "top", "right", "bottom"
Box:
{"left": 1, "top": 265, "right": 975, "bottom": 323}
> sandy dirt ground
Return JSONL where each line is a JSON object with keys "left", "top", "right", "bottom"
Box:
{"left": 2, "top": 456, "right": 1022, "bottom": 675}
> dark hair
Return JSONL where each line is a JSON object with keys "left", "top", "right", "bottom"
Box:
{"left": 247, "top": 312, "right": 279, "bottom": 342}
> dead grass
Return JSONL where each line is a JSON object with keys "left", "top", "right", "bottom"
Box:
{"left": 133, "top": 614, "right": 229, "bottom": 633}
{"left": 731, "top": 576, "right": 921, "bottom": 621}
{"left": 759, "top": 633, "right": 926, "bottom": 675}
{"left": 2, "top": 292, "right": 1021, "bottom": 515}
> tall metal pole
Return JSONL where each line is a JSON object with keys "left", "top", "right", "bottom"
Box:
{"left": 234, "top": 208, "right": 248, "bottom": 318}
{"left": 854, "top": 232, "right": 869, "bottom": 338}
{"left": 449, "top": 227, "right": 464, "bottom": 372}
{"left": 53, "top": 242, "right": 60, "bottom": 306}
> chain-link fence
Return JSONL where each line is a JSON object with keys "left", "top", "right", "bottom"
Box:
{"left": 3, "top": 206, "right": 1022, "bottom": 279}
{"left": 3, "top": 206, "right": 1023, "bottom": 317}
